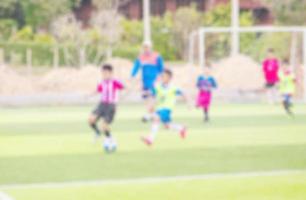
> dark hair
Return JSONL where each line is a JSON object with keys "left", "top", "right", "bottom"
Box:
{"left": 164, "top": 69, "right": 173, "bottom": 77}
{"left": 102, "top": 64, "right": 113, "bottom": 72}
{"left": 268, "top": 48, "right": 274, "bottom": 53}
{"left": 283, "top": 59, "right": 289, "bottom": 64}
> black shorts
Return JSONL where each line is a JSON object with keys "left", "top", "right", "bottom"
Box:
{"left": 265, "top": 83, "right": 276, "bottom": 88}
{"left": 92, "top": 103, "right": 116, "bottom": 124}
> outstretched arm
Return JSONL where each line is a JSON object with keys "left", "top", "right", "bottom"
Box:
{"left": 157, "top": 56, "right": 164, "bottom": 74}
{"left": 211, "top": 77, "right": 218, "bottom": 89}
{"left": 131, "top": 59, "right": 141, "bottom": 78}
{"left": 176, "top": 90, "right": 191, "bottom": 107}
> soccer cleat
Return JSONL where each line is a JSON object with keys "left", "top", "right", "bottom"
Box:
{"left": 180, "top": 128, "right": 187, "bottom": 139}
{"left": 141, "top": 136, "right": 153, "bottom": 146}
{"left": 141, "top": 117, "right": 149, "bottom": 123}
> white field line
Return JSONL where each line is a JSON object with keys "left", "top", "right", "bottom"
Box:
{"left": 1, "top": 169, "right": 305, "bottom": 190}
{"left": 0, "top": 191, "right": 14, "bottom": 200}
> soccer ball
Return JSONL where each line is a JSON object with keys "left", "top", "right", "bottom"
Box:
{"left": 103, "top": 140, "right": 117, "bottom": 153}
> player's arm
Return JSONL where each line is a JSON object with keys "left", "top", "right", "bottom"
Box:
{"left": 157, "top": 56, "right": 164, "bottom": 74}
{"left": 176, "top": 89, "right": 189, "bottom": 105}
{"left": 114, "top": 80, "right": 124, "bottom": 90}
{"left": 211, "top": 77, "right": 218, "bottom": 89}
{"left": 149, "top": 87, "right": 158, "bottom": 106}
{"left": 196, "top": 77, "right": 202, "bottom": 89}
{"left": 131, "top": 59, "right": 141, "bottom": 78}
{"left": 87, "top": 84, "right": 102, "bottom": 98}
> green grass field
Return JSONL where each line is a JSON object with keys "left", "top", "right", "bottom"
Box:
{"left": 1, "top": 104, "right": 306, "bottom": 200}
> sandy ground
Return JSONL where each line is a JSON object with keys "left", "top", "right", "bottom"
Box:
{"left": 0, "top": 55, "right": 299, "bottom": 105}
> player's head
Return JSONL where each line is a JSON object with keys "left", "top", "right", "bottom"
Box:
{"left": 282, "top": 59, "right": 291, "bottom": 73}
{"left": 161, "top": 69, "right": 173, "bottom": 84}
{"left": 142, "top": 41, "right": 152, "bottom": 54}
{"left": 267, "top": 48, "right": 275, "bottom": 57}
{"left": 203, "top": 66, "right": 212, "bottom": 76}
{"left": 101, "top": 64, "right": 113, "bottom": 80}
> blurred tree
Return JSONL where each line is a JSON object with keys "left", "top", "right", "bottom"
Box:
{"left": 21, "top": 0, "right": 80, "bottom": 30}
{"left": 268, "top": 0, "right": 306, "bottom": 25}
{"left": 267, "top": 0, "right": 306, "bottom": 66}
{"left": 203, "top": 3, "right": 231, "bottom": 26}
{"left": 0, "top": 0, "right": 17, "bottom": 16}
{"left": 0, "top": 0, "right": 24, "bottom": 28}
{"left": 172, "top": 5, "right": 202, "bottom": 59}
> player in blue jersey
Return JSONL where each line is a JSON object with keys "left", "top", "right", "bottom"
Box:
{"left": 131, "top": 41, "right": 164, "bottom": 122}
{"left": 196, "top": 67, "right": 218, "bottom": 122}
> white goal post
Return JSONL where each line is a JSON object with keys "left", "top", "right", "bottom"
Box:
{"left": 189, "top": 26, "right": 306, "bottom": 101}
{"left": 188, "top": 0, "right": 306, "bottom": 100}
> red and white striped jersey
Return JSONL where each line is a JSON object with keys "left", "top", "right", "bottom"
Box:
{"left": 97, "top": 79, "right": 124, "bottom": 104}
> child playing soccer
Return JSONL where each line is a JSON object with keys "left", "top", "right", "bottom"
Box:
{"left": 196, "top": 66, "right": 217, "bottom": 122}
{"left": 141, "top": 69, "right": 187, "bottom": 146}
{"left": 278, "top": 60, "right": 296, "bottom": 116}
{"left": 88, "top": 64, "right": 124, "bottom": 152}
{"left": 262, "top": 48, "right": 280, "bottom": 103}
{"left": 131, "top": 41, "right": 164, "bottom": 122}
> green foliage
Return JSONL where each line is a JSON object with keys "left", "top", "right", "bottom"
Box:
{"left": 120, "top": 14, "right": 179, "bottom": 61}
{"left": 0, "top": 41, "right": 56, "bottom": 66}
{"left": 242, "top": 33, "right": 292, "bottom": 62}
{"left": 172, "top": 5, "right": 202, "bottom": 59}
{"left": 20, "top": 0, "right": 79, "bottom": 29}
{"left": 120, "top": 19, "right": 143, "bottom": 45}
{"left": 113, "top": 45, "right": 139, "bottom": 61}
{"left": 0, "top": 0, "right": 17, "bottom": 16}
{"left": 267, "top": 0, "right": 306, "bottom": 25}
{"left": 203, "top": 5, "right": 256, "bottom": 61}
{"left": 239, "top": 12, "right": 257, "bottom": 59}
{"left": 34, "top": 33, "right": 56, "bottom": 44}
{"left": 203, "top": 4, "right": 231, "bottom": 26}
{"left": 0, "top": 19, "right": 17, "bottom": 40}
{"left": 9, "top": 26, "right": 34, "bottom": 41}
{"left": 151, "top": 13, "right": 178, "bottom": 61}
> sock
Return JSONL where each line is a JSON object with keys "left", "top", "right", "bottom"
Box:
{"left": 283, "top": 100, "right": 293, "bottom": 115}
{"left": 204, "top": 108, "right": 209, "bottom": 121}
{"left": 90, "top": 123, "right": 101, "bottom": 136}
{"left": 149, "top": 123, "right": 160, "bottom": 141}
{"left": 168, "top": 123, "right": 184, "bottom": 133}
{"left": 104, "top": 130, "right": 112, "bottom": 138}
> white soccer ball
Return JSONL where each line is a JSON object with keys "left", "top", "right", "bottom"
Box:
{"left": 103, "top": 140, "right": 117, "bottom": 153}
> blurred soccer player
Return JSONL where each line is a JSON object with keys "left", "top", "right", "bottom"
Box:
{"left": 278, "top": 60, "right": 296, "bottom": 116}
{"left": 196, "top": 66, "right": 218, "bottom": 122}
{"left": 141, "top": 69, "right": 187, "bottom": 146}
{"left": 88, "top": 64, "right": 124, "bottom": 152}
{"left": 131, "top": 41, "right": 164, "bottom": 122}
{"left": 262, "top": 48, "right": 280, "bottom": 104}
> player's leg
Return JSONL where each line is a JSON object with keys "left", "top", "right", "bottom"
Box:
{"left": 203, "top": 106, "right": 209, "bottom": 122}
{"left": 203, "top": 94, "right": 212, "bottom": 122}
{"left": 142, "top": 94, "right": 155, "bottom": 123}
{"left": 101, "top": 104, "right": 117, "bottom": 152}
{"left": 142, "top": 112, "right": 160, "bottom": 146}
{"left": 89, "top": 114, "right": 100, "bottom": 135}
{"left": 168, "top": 123, "right": 187, "bottom": 139}
{"left": 266, "top": 83, "right": 277, "bottom": 104}
{"left": 164, "top": 110, "right": 187, "bottom": 139}
{"left": 88, "top": 105, "right": 102, "bottom": 137}
{"left": 283, "top": 94, "right": 293, "bottom": 116}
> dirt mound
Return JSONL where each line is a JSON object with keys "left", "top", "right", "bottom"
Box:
{"left": 0, "top": 67, "right": 35, "bottom": 95}
{"left": 214, "top": 55, "right": 264, "bottom": 90}
{"left": 0, "top": 56, "right": 265, "bottom": 96}
{"left": 39, "top": 58, "right": 134, "bottom": 93}
{"left": 39, "top": 66, "right": 100, "bottom": 93}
